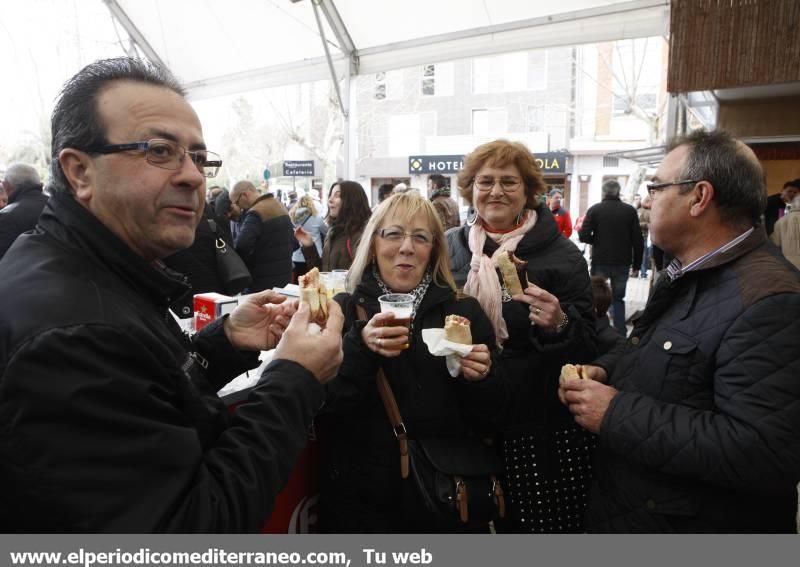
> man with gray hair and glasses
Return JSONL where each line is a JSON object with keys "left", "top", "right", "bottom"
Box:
{"left": 561, "top": 129, "right": 800, "bottom": 532}
{"left": 0, "top": 162, "right": 49, "bottom": 258}
{"left": 0, "top": 57, "right": 344, "bottom": 532}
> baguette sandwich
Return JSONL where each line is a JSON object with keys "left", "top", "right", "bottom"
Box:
{"left": 560, "top": 363, "right": 585, "bottom": 382}
{"left": 298, "top": 267, "right": 328, "bottom": 324}
{"left": 444, "top": 314, "right": 472, "bottom": 345}
{"left": 496, "top": 251, "right": 529, "bottom": 296}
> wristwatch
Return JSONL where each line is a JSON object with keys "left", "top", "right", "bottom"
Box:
{"left": 555, "top": 311, "right": 569, "bottom": 334}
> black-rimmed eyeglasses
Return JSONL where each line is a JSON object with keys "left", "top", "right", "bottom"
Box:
{"left": 646, "top": 179, "right": 699, "bottom": 197}
{"left": 84, "top": 138, "right": 222, "bottom": 178}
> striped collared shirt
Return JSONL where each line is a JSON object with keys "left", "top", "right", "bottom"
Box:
{"left": 665, "top": 227, "right": 754, "bottom": 282}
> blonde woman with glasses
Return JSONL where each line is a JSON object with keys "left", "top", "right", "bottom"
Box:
{"left": 315, "top": 192, "right": 504, "bottom": 533}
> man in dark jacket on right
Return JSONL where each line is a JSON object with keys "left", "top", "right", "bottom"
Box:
{"left": 230, "top": 181, "right": 294, "bottom": 292}
{"left": 561, "top": 129, "right": 800, "bottom": 533}
{"left": 579, "top": 180, "right": 643, "bottom": 334}
{"left": 0, "top": 162, "right": 49, "bottom": 258}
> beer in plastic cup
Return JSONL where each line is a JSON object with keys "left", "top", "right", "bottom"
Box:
{"left": 331, "top": 269, "right": 348, "bottom": 296}
{"left": 378, "top": 293, "right": 413, "bottom": 350}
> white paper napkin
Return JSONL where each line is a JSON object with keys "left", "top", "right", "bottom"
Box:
{"left": 421, "top": 328, "right": 474, "bottom": 377}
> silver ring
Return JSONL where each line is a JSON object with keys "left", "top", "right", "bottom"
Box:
{"left": 534, "top": 307, "right": 542, "bottom": 316}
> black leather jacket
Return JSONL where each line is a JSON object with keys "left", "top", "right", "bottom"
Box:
{"left": 0, "top": 191, "right": 323, "bottom": 532}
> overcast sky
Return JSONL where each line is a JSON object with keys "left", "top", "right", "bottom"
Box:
{"left": 0, "top": 0, "right": 245, "bottom": 161}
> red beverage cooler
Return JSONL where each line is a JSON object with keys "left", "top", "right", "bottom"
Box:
{"left": 194, "top": 292, "right": 238, "bottom": 331}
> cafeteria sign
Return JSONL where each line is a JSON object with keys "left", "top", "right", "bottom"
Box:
{"left": 283, "top": 160, "right": 315, "bottom": 176}
{"left": 409, "top": 152, "right": 567, "bottom": 174}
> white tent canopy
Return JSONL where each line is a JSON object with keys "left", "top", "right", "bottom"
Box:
{"left": 107, "top": 0, "right": 668, "bottom": 101}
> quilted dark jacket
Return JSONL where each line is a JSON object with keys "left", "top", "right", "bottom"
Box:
{"left": 588, "top": 229, "right": 800, "bottom": 533}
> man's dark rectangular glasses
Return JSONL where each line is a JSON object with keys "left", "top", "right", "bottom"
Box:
{"left": 85, "top": 138, "right": 222, "bottom": 178}
{"left": 646, "top": 179, "right": 699, "bottom": 197}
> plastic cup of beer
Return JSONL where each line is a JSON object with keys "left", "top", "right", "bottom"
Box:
{"left": 331, "top": 269, "right": 348, "bottom": 296}
{"left": 316, "top": 272, "right": 333, "bottom": 303}
{"left": 378, "top": 293, "right": 414, "bottom": 350}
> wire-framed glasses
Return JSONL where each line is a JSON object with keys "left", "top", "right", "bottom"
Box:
{"left": 646, "top": 179, "right": 699, "bottom": 197}
{"left": 473, "top": 176, "right": 522, "bottom": 192}
{"left": 377, "top": 227, "right": 434, "bottom": 246}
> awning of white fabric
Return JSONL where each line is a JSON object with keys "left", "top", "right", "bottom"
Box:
{"left": 107, "top": 0, "right": 669, "bottom": 100}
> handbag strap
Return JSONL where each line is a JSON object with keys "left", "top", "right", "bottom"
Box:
{"left": 356, "top": 304, "right": 409, "bottom": 479}
{"left": 208, "top": 218, "right": 228, "bottom": 251}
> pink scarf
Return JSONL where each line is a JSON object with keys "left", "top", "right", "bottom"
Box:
{"left": 464, "top": 210, "right": 537, "bottom": 345}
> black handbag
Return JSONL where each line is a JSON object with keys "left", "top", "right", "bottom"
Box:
{"left": 407, "top": 436, "right": 505, "bottom": 528}
{"left": 375, "top": 363, "right": 505, "bottom": 529}
{"left": 208, "top": 219, "right": 252, "bottom": 295}
{"left": 355, "top": 305, "right": 505, "bottom": 529}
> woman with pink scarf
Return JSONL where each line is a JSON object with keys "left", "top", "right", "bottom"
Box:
{"left": 446, "top": 139, "right": 598, "bottom": 533}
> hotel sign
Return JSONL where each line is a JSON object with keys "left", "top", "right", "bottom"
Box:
{"left": 409, "top": 152, "right": 567, "bottom": 174}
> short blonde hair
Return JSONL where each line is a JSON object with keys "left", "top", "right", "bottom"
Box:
{"left": 456, "top": 139, "right": 546, "bottom": 209}
{"left": 347, "top": 192, "right": 457, "bottom": 294}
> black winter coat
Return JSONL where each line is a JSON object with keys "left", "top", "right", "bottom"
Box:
{"left": 163, "top": 205, "right": 235, "bottom": 317}
{"left": 447, "top": 204, "right": 598, "bottom": 433}
{"left": 235, "top": 195, "right": 294, "bottom": 292}
{"left": 0, "top": 184, "right": 49, "bottom": 259}
{"left": 0, "top": 191, "right": 324, "bottom": 532}
{"left": 447, "top": 205, "right": 598, "bottom": 533}
{"left": 578, "top": 196, "right": 644, "bottom": 268}
{"left": 316, "top": 271, "right": 504, "bottom": 533}
{"left": 588, "top": 229, "right": 800, "bottom": 532}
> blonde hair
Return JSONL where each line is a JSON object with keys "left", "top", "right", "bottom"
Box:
{"left": 347, "top": 192, "right": 457, "bottom": 294}
{"left": 290, "top": 194, "right": 317, "bottom": 222}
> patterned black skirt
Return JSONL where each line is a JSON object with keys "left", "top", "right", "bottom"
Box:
{"left": 501, "top": 424, "right": 597, "bottom": 533}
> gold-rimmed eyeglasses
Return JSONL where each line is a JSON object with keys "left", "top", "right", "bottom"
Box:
{"left": 473, "top": 176, "right": 522, "bottom": 193}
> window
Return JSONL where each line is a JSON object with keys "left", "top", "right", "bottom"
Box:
{"left": 527, "top": 50, "right": 548, "bottom": 90}
{"left": 526, "top": 105, "right": 549, "bottom": 132}
{"left": 420, "top": 63, "right": 453, "bottom": 97}
{"left": 421, "top": 65, "right": 435, "bottom": 96}
{"left": 374, "top": 70, "right": 403, "bottom": 100}
{"left": 603, "top": 156, "right": 620, "bottom": 168}
{"left": 472, "top": 109, "right": 508, "bottom": 136}
{"left": 389, "top": 114, "right": 421, "bottom": 156}
{"left": 474, "top": 50, "right": 548, "bottom": 94}
{"left": 375, "top": 72, "right": 386, "bottom": 100}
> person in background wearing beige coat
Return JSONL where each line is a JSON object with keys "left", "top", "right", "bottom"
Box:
{"left": 771, "top": 194, "right": 800, "bottom": 270}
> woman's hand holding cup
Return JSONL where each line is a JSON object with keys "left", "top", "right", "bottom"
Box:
{"left": 361, "top": 311, "right": 410, "bottom": 358}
